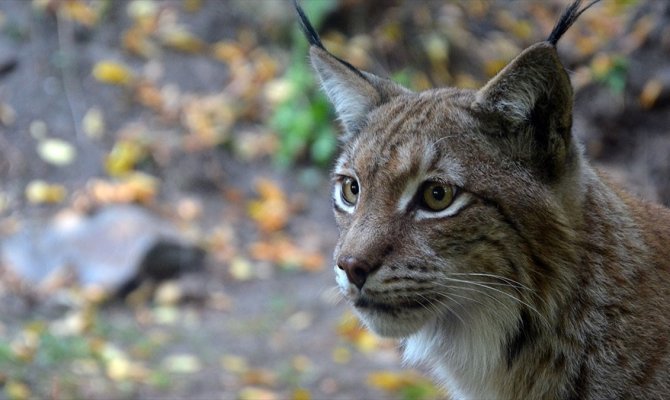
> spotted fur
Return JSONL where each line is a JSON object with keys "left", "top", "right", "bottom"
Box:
{"left": 295, "top": 1, "right": 670, "bottom": 398}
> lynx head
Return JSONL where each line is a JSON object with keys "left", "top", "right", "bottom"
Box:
{"left": 296, "top": 1, "right": 597, "bottom": 339}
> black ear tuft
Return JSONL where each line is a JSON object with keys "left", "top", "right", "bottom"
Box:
{"left": 547, "top": 0, "right": 600, "bottom": 46}
{"left": 293, "top": 0, "right": 325, "bottom": 49}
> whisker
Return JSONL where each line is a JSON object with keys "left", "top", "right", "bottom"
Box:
{"left": 429, "top": 282, "right": 518, "bottom": 317}
{"left": 449, "top": 272, "right": 534, "bottom": 292}
{"left": 321, "top": 285, "right": 345, "bottom": 305}
{"left": 441, "top": 277, "right": 549, "bottom": 327}
{"left": 417, "top": 291, "right": 467, "bottom": 327}
{"left": 448, "top": 272, "right": 550, "bottom": 311}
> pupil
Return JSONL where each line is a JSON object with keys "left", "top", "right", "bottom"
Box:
{"left": 350, "top": 180, "right": 359, "bottom": 195}
{"left": 432, "top": 186, "right": 445, "bottom": 201}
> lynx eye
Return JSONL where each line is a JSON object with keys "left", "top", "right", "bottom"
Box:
{"left": 341, "top": 177, "right": 359, "bottom": 206}
{"left": 420, "top": 182, "right": 455, "bottom": 212}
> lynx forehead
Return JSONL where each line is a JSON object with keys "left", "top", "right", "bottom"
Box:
{"left": 296, "top": 0, "right": 670, "bottom": 399}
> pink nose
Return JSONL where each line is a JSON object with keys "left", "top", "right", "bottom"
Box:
{"left": 337, "top": 256, "right": 375, "bottom": 290}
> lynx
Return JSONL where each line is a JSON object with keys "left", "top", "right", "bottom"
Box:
{"left": 295, "top": 0, "right": 670, "bottom": 398}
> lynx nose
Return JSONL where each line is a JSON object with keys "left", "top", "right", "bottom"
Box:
{"left": 337, "top": 256, "right": 375, "bottom": 290}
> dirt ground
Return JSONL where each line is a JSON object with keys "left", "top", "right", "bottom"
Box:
{"left": 0, "top": 1, "right": 668, "bottom": 399}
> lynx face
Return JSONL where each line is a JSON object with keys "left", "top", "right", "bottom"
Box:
{"left": 295, "top": 0, "right": 582, "bottom": 344}
{"left": 331, "top": 89, "right": 518, "bottom": 337}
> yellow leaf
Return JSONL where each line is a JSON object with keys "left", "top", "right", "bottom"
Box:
{"left": 590, "top": 53, "right": 614, "bottom": 80}
{"left": 62, "top": 0, "right": 98, "bottom": 26}
{"left": 212, "top": 40, "right": 245, "bottom": 64}
{"left": 356, "top": 330, "right": 382, "bottom": 353}
{"left": 367, "top": 370, "right": 439, "bottom": 396}
{"left": 92, "top": 61, "right": 134, "bottom": 86}
{"left": 160, "top": 28, "right": 205, "bottom": 53}
{"left": 25, "top": 181, "right": 67, "bottom": 204}
{"left": 105, "top": 139, "right": 145, "bottom": 177}
{"left": 367, "top": 371, "right": 408, "bottom": 391}
{"left": 291, "top": 388, "right": 311, "bottom": 400}
{"left": 247, "top": 179, "right": 289, "bottom": 233}
{"left": 122, "top": 26, "right": 159, "bottom": 58}
{"left": 37, "top": 138, "right": 77, "bottom": 166}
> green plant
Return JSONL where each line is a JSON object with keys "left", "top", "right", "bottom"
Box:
{"left": 270, "top": 0, "right": 338, "bottom": 167}
{"left": 592, "top": 53, "right": 629, "bottom": 94}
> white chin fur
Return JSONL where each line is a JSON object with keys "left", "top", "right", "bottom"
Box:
{"left": 357, "top": 310, "right": 430, "bottom": 338}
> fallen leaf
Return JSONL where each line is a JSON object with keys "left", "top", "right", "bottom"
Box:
{"left": 61, "top": 0, "right": 99, "bottom": 26}
{"left": 249, "top": 237, "right": 324, "bottom": 271}
{"left": 82, "top": 107, "right": 105, "bottom": 139}
{"left": 160, "top": 27, "right": 205, "bottom": 53}
{"left": 367, "top": 371, "right": 410, "bottom": 391}
{"left": 37, "top": 138, "right": 77, "bottom": 166}
{"left": 639, "top": 78, "right": 663, "bottom": 109}
{"left": 367, "top": 370, "right": 439, "bottom": 398}
{"left": 163, "top": 353, "right": 202, "bottom": 374}
{"left": 105, "top": 139, "right": 146, "bottom": 177}
{"left": 92, "top": 60, "right": 134, "bottom": 86}
{"left": 25, "top": 180, "right": 67, "bottom": 204}
{"left": 247, "top": 179, "right": 290, "bottom": 233}
{"left": 336, "top": 312, "right": 383, "bottom": 353}
{"left": 229, "top": 256, "right": 254, "bottom": 281}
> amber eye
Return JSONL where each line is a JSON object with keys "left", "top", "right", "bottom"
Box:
{"left": 421, "top": 182, "right": 455, "bottom": 211}
{"left": 341, "top": 177, "right": 359, "bottom": 205}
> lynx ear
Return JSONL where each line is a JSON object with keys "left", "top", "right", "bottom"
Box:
{"left": 294, "top": 0, "right": 407, "bottom": 139}
{"left": 310, "top": 48, "right": 407, "bottom": 137}
{"left": 473, "top": 43, "right": 574, "bottom": 181}
{"left": 472, "top": 0, "right": 599, "bottom": 181}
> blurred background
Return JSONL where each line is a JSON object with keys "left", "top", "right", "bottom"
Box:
{"left": 0, "top": 0, "right": 668, "bottom": 399}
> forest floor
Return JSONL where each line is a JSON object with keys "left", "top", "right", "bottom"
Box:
{"left": 0, "top": 1, "right": 668, "bottom": 399}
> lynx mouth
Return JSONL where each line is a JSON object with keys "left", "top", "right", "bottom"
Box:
{"left": 354, "top": 295, "right": 431, "bottom": 314}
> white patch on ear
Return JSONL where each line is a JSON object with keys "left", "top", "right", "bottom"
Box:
{"left": 309, "top": 47, "right": 381, "bottom": 137}
{"left": 317, "top": 70, "right": 373, "bottom": 133}
{"left": 474, "top": 73, "right": 545, "bottom": 123}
